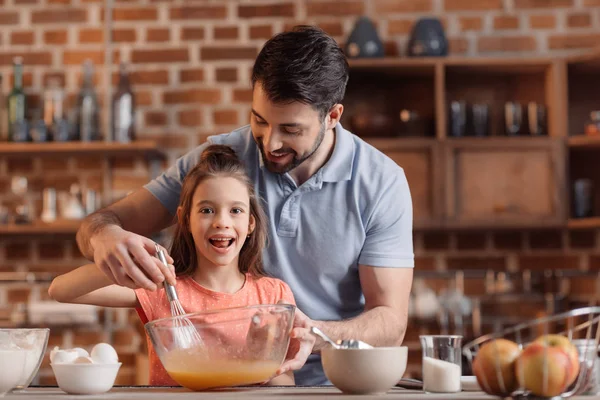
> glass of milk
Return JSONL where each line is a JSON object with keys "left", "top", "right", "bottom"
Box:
{"left": 419, "top": 335, "right": 463, "bottom": 393}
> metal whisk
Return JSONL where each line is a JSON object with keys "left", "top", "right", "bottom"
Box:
{"left": 155, "top": 244, "right": 203, "bottom": 349}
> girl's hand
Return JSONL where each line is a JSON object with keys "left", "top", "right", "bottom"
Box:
{"left": 276, "top": 303, "right": 316, "bottom": 376}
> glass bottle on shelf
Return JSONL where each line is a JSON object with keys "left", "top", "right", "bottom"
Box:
{"left": 112, "top": 62, "right": 135, "bottom": 143}
{"left": 76, "top": 60, "right": 101, "bottom": 141}
{"left": 44, "top": 78, "right": 71, "bottom": 142}
{"left": 7, "top": 57, "right": 28, "bottom": 142}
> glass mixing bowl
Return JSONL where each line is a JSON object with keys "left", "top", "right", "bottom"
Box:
{"left": 0, "top": 328, "right": 49, "bottom": 392}
{"left": 145, "top": 304, "right": 295, "bottom": 391}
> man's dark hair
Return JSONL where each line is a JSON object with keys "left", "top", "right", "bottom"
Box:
{"left": 251, "top": 25, "right": 349, "bottom": 119}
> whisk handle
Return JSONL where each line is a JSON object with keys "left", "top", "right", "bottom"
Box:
{"left": 164, "top": 281, "right": 179, "bottom": 302}
{"left": 155, "top": 245, "right": 179, "bottom": 302}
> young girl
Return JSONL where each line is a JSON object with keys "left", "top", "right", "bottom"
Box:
{"left": 49, "top": 145, "right": 306, "bottom": 387}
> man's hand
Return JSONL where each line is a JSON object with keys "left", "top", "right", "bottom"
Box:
{"left": 276, "top": 304, "right": 316, "bottom": 376}
{"left": 91, "top": 225, "right": 176, "bottom": 290}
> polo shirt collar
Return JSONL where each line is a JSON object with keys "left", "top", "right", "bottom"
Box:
{"left": 321, "top": 122, "right": 354, "bottom": 182}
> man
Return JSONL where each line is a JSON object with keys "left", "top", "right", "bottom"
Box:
{"left": 76, "top": 26, "right": 414, "bottom": 385}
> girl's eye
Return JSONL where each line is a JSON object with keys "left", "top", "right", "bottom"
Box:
{"left": 231, "top": 208, "right": 243, "bottom": 214}
{"left": 200, "top": 208, "right": 214, "bottom": 214}
{"left": 254, "top": 117, "right": 267, "bottom": 126}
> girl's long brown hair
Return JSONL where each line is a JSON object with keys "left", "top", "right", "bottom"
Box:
{"left": 170, "top": 145, "right": 268, "bottom": 278}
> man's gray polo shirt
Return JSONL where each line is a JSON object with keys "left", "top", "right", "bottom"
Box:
{"left": 144, "top": 123, "right": 414, "bottom": 385}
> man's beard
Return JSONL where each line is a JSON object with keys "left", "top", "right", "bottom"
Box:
{"left": 256, "top": 122, "right": 326, "bottom": 174}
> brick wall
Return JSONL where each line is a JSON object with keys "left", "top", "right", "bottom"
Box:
{"left": 1, "top": 0, "right": 600, "bottom": 386}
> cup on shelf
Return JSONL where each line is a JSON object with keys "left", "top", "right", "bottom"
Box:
{"left": 449, "top": 101, "right": 467, "bottom": 137}
{"left": 471, "top": 103, "right": 490, "bottom": 137}
{"left": 504, "top": 102, "right": 523, "bottom": 136}
{"left": 419, "top": 335, "right": 463, "bottom": 393}
{"left": 527, "top": 102, "right": 547, "bottom": 136}
{"left": 573, "top": 179, "right": 594, "bottom": 219}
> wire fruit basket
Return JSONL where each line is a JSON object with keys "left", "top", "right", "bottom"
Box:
{"left": 463, "top": 307, "right": 600, "bottom": 399}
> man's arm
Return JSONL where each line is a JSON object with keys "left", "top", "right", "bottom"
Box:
{"left": 76, "top": 188, "right": 177, "bottom": 290}
{"left": 312, "top": 266, "right": 413, "bottom": 350}
{"left": 77, "top": 188, "right": 174, "bottom": 259}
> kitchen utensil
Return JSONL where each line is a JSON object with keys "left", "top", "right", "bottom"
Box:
{"left": 322, "top": 346, "right": 408, "bottom": 394}
{"left": 155, "top": 245, "right": 203, "bottom": 349}
{"left": 420, "top": 335, "right": 463, "bottom": 393}
{"left": 145, "top": 304, "right": 295, "bottom": 391}
{"left": 396, "top": 377, "right": 423, "bottom": 390}
{"left": 463, "top": 306, "right": 600, "bottom": 399}
{"left": 310, "top": 326, "right": 373, "bottom": 349}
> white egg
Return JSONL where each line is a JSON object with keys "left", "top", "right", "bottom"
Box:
{"left": 51, "top": 350, "right": 79, "bottom": 364}
{"left": 71, "top": 347, "right": 89, "bottom": 358}
{"left": 49, "top": 346, "right": 60, "bottom": 363}
{"left": 90, "top": 343, "right": 119, "bottom": 364}
{"left": 73, "top": 356, "right": 94, "bottom": 364}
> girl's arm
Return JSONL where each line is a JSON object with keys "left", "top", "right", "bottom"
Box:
{"left": 48, "top": 264, "right": 140, "bottom": 308}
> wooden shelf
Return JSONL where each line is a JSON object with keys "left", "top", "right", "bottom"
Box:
{"left": 567, "top": 217, "right": 600, "bottom": 229}
{"left": 0, "top": 140, "right": 165, "bottom": 158}
{"left": 348, "top": 55, "right": 555, "bottom": 74}
{"left": 568, "top": 135, "right": 600, "bottom": 148}
{"left": 0, "top": 220, "right": 80, "bottom": 235}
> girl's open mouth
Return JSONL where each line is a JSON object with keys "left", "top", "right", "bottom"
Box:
{"left": 209, "top": 237, "right": 235, "bottom": 251}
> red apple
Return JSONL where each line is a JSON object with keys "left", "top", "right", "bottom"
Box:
{"left": 516, "top": 337, "right": 580, "bottom": 397}
{"left": 472, "top": 339, "right": 521, "bottom": 396}
{"left": 533, "top": 334, "right": 580, "bottom": 386}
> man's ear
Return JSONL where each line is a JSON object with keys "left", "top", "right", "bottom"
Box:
{"left": 248, "top": 214, "right": 256, "bottom": 235}
{"left": 326, "top": 104, "right": 344, "bottom": 130}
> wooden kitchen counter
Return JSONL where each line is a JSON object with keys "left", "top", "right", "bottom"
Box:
{"left": 6, "top": 387, "right": 600, "bottom": 399}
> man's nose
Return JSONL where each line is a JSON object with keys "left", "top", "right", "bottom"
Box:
{"left": 262, "top": 130, "right": 283, "bottom": 153}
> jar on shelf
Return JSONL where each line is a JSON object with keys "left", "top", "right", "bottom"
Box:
{"left": 584, "top": 111, "right": 600, "bottom": 136}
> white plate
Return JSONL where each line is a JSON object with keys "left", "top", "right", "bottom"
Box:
{"left": 461, "top": 376, "right": 480, "bottom": 391}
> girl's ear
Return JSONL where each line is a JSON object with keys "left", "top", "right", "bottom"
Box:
{"left": 176, "top": 206, "right": 184, "bottom": 224}
{"left": 248, "top": 214, "right": 256, "bottom": 235}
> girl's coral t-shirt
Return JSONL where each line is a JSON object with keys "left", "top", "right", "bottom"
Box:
{"left": 134, "top": 273, "right": 296, "bottom": 386}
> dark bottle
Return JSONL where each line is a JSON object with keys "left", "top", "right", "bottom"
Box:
{"left": 76, "top": 60, "right": 101, "bottom": 141}
{"left": 7, "top": 57, "right": 28, "bottom": 142}
{"left": 112, "top": 63, "right": 135, "bottom": 142}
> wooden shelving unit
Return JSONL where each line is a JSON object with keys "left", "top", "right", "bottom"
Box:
{"left": 0, "top": 140, "right": 165, "bottom": 158}
{"left": 343, "top": 49, "right": 600, "bottom": 230}
{"left": 567, "top": 217, "right": 600, "bottom": 230}
{"left": 568, "top": 135, "right": 600, "bottom": 148}
{"left": 0, "top": 140, "right": 165, "bottom": 237}
{"left": 0, "top": 220, "right": 81, "bottom": 236}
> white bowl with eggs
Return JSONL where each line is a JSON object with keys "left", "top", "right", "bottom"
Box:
{"left": 50, "top": 343, "right": 121, "bottom": 395}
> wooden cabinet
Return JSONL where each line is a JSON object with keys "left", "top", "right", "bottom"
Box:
{"left": 344, "top": 55, "right": 582, "bottom": 229}
{"left": 444, "top": 138, "right": 565, "bottom": 228}
{"left": 365, "top": 138, "right": 442, "bottom": 229}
